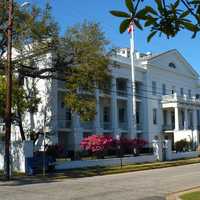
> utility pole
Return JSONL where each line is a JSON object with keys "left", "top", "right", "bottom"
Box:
{"left": 4, "top": 0, "right": 13, "bottom": 180}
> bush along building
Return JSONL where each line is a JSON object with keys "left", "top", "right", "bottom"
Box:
{"left": 1, "top": 48, "right": 200, "bottom": 153}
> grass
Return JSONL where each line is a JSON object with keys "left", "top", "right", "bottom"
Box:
{"left": 180, "top": 191, "right": 200, "bottom": 200}
{"left": 1, "top": 157, "right": 200, "bottom": 180}
{"left": 51, "top": 157, "right": 200, "bottom": 179}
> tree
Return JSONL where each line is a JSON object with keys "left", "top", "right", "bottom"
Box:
{"left": 54, "top": 21, "right": 110, "bottom": 121}
{"left": 0, "top": 76, "right": 40, "bottom": 140}
{"left": 0, "top": 2, "right": 58, "bottom": 140}
{"left": 0, "top": 1, "right": 110, "bottom": 139}
{"left": 110, "top": 0, "right": 200, "bottom": 42}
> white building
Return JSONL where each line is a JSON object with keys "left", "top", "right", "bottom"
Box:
{"left": 1, "top": 48, "right": 200, "bottom": 152}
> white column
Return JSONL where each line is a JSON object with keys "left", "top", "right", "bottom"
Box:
{"left": 184, "top": 108, "right": 188, "bottom": 130}
{"left": 166, "top": 110, "right": 171, "bottom": 127}
{"left": 175, "top": 106, "right": 179, "bottom": 131}
{"left": 193, "top": 109, "right": 197, "bottom": 130}
{"left": 72, "top": 113, "right": 82, "bottom": 151}
{"left": 111, "top": 77, "right": 119, "bottom": 136}
{"left": 127, "top": 79, "right": 136, "bottom": 138}
{"left": 95, "top": 89, "right": 101, "bottom": 134}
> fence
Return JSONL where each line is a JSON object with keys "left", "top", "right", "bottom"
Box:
{"left": 56, "top": 139, "right": 200, "bottom": 170}
{"left": 56, "top": 154, "right": 156, "bottom": 170}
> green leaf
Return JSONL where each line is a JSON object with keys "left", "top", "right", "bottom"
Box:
{"left": 147, "top": 31, "right": 157, "bottom": 42}
{"left": 155, "top": 0, "right": 163, "bottom": 13}
{"left": 133, "top": 20, "right": 143, "bottom": 30}
{"left": 182, "top": 21, "right": 199, "bottom": 32}
{"left": 125, "top": 0, "right": 134, "bottom": 13}
{"left": 144, "top": 6, "right": 158, "bottom": 16}
{"left": 136, "top": 8, "right": 149, "bottom": 19}
{"left": 110, "top": 10, "right": 131, "bottom": 18}
{"left": 144, "top": 17, "right": 157, "bottom": 27}
{"left": 120, "top": 19, "right": 132, "bottom": 33}
{"left": 179, "top": 10, "right": 190, "bottom": 18}
{"left": 174, "top": 0, "right": 180, "bottom": 9}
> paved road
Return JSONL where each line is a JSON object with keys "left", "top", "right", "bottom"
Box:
{"left": 1, "top": 164, "right": 200, "bottom": 200}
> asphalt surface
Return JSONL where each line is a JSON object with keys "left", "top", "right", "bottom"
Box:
{"left": 0, "top": 163, "right": 200, "bottom": 200}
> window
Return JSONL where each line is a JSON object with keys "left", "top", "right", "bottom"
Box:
{"left": 163, "top": 110, "right": 167, "bottom": 126}
{"left": 66, "top": 109, "right": 71, "bottom": 120}
{"left": 103, "top": 107, "right": 110, "bottom": 122}
{"left": 172, "top": 86, "right": 176, "bottom": 94}
{"left": 119, "top": 108, "right": 125, "bottom": 123}
{"left": 162, "top": 84, "right": 166, "bottom": 95}
{"left": 188, "top": 90, "right": 192, "bottom": 98}
{"left": 180, "top": 88, "right": 184, "bottom": 97}
{"left": 153, "top": 109, "right": 157, "bottom": 125}
{"left": 61, "top": 101, "right": 65, "bottom": 108}
{"left": 197, "top": 110, "right": 200, "bottom": 127}
{"left": 196, "top": 94, "right": 200, "bottom": 99}
{"left": 152, "top": 81, "right": 157, "bottom": 95}
{"left": 169, "top": 62, "right": 176, "bottom": 68}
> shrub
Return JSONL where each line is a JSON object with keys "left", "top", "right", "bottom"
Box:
{"left": 174, "top": 139, "right": 192, "bottom": 152}
{"left": 45, "top": 144, "right": 66, "bottom": 158}
{"left": 80, "top": 135, "right": 113, "bottom": 157}
{"left": 113, "top": 138, "right": 148, "bottom": 156}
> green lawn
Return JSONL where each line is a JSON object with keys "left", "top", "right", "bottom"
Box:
{"left": 51, "top": 157, "right": 200, "bottom": 179}
{"left": 180, "top": 191, "right": 200, "bottom": 200}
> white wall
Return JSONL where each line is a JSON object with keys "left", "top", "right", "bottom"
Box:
{"left": 55, "top": 155, "right": 156, "bottom": 170}
{"left": 0, "top": 141, "right": 33, "bottom": 173}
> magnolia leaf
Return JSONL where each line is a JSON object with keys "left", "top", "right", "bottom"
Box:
{"left": 182, "top": 21, "right": 199, "bottom": 32}
{"left": 120, "top": 18, "right": 132, "bottom": 33}
{"left": 110, "top": 10, "right": 131, "bottom": 18}
{"left": 134, "top": 20, "right": 143, "bottom": 30}
{"left": 125, "top": 0, "right": 134, "bottom": 13}
{"left": 147, "top": 31, "right": 157, "bottom": 42}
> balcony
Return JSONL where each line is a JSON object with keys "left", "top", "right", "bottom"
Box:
{"left": 162, "top": 93, "right": 200, "bottom": 106}
{"left": 58, "top": 120, "right": 72, "bottom": 129}
{"left": 81, "top": 122, "right": 94, "bottom": 130}
{"left": 101, "top": 122, "right": 112, "bottom": 130}
{"left": 162, "top": 124, "right": 175, "bottom": 131}
{"left": 100, "top": 88, "right": 111, "bottom": 96}
{"left": 119, "top": 122, "right": 128, "bottom": 130}
{"left": 117, "top": 90, "right": 128, "bottom": 97}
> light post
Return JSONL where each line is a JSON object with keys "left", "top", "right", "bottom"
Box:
{"left": 4, "top": 0, "right": 14, "bottom": 180}
{"left": 4, "top": 0, "right": 30, "bottom": 180}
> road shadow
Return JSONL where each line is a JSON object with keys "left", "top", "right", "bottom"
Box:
{"left": 0, "top": 175, "right": 61, "bottom": 186}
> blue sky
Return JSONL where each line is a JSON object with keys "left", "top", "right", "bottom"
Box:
{"left": 17, "top": 0, "right": 200, "bottom": 73}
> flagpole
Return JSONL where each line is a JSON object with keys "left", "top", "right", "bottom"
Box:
{"left": 130, "top": 23, "right": 137, "bottom": 138}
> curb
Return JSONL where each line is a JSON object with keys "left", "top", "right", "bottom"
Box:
{"left": 166, "top": 186, "right": 200, "bottom": 200}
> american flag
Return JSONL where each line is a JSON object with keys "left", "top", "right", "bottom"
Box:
{"left": 128, "top": 21, "right": 135, "bottom": 34}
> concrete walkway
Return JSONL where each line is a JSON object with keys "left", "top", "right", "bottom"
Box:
{"left": 0, "top": 163, "right": 200, "bottom": 200}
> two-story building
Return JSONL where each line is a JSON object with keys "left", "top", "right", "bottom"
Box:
{"left": 1, "top": 48, "right": 200, "bottom": 152}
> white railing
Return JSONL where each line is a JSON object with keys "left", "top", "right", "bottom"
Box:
{"left": 119, "top": 122, "right": 128, "bottom": 130}
{"left": 101, "top": 122, "right": 112, "bottom": 130}
{"left": 81, "top": 122, "right": 94, "bottom": 130}
{"left": 162, "top": 93, "right": 200, "bottom": 105}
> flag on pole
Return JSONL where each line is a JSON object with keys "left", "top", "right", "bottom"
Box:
{"left": 128, "top": 21, "right": 135, "bottom": 34}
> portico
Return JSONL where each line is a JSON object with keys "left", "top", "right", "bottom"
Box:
{"left": 161, "top": 93, "right": 200, "bottom": 144}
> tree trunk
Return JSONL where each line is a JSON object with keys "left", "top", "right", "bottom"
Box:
{"left": 17, "top": 110, "right": 26, "bottom": 141}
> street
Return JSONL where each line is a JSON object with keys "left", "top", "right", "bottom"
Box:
{"left": 0, "top": 163, "right": 200, "bottom": 200}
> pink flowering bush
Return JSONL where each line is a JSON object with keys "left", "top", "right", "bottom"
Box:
{"left": 80, "top": 135, "right": 113, "bottom": 156}
{"left": 113, "top": 138, "right": 148, "bottom": 155}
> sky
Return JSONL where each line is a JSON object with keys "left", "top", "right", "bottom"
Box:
{"left": 17, "top": 0, "right": 200, "bottom": 73}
